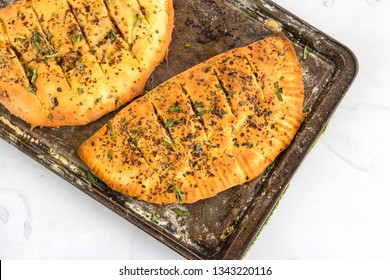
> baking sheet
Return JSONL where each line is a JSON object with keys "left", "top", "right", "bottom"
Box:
{"left": 0, "top": 0, "right": 358, "bottom": 259}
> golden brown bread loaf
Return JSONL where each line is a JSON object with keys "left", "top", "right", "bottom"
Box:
{"left": 0, "top": 0, "right": 174, "bottom": 128}
{"left": 77, "top": 33, "right": 305, "bottom": 204}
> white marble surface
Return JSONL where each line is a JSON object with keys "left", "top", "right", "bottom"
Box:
{"left": 1, "top": 0, "right": 389, "bottom": 259}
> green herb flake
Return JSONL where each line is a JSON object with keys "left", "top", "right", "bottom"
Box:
{"left": 165, "top": 119, "right": 174, "bottom": 128}
{"left": 174, "top": 185, "right": 185, "bottom": 203}
{"left": 108, "top": 149, "right": 113, "bottom": 160}
{"left": 194, "top": 101, "right": 204, "bottom": 109}
{"left": 134, "top": 13, "right": 140, "bottom": 28}
{"left": 107, "top": 29, "right": 117, "bottom": 40}
{"left": 73, "top": 33, "right": 83, "bottom": 44}
{"left": 32, "top": 30, "right": 38, "bottom": 41}
{"left": 45, "top": 53, "right": 60, "bottom": 59}
{"left": 199, "top": 109, "right": 213, "bottom": 115}
{"left": 201, "top": 205, "right": 206, "bottom": 220}
{"left": 263, "top": 109, "right": 272, "bottom": 116}
{"left": 25, "top": 66, "right": 32, "bottom": 78}
{"left": 167, "top": 180, "right": 185, "bottom": 204}
{"left": 226, "top": 91, "right": 236, "bottom": 99}
{"left": 247, "top": 139, "right": 253, "bottom": 149}
{"left": 130, "top": 137, "right": 137, "bottom": 145}
{"left": 76, "top": 167, "right": 84, "bottom": 175}
{"left": 303, "top": 44, "right": 309, "bottom": 60}
{"left": 239, "top": 101, "right": 245, "bottom": 106}
{"left": 30, "top": 68, "right": 38, "bottom": 84}
{"left": 168, "top": 105, "right": 183, "bottom": 113}
{"left": 184, "top": 42, "right": 191, "bottom": 52}
{"left": 77, "top": 87, "right": 84, "bottom": 95}
{"left": 32, "top": 30, "right": 41, "bottom": 50}
{"left": 23, "top": 41, "right": 30, "bottom": 49}
{"left": 274, "top": 81, "right": 283, "bottom": 102}
{"left": 107, "top": 121, "right": 115, "bottom": 141}
{"left": 86, "top": 170, "right": 97, "bottom": 184}
{"left": 249, "top": 11, "right": 257, "bottom": 18}
{"left": 195, "top": 143, "right": 201, "bottom": 154}
{"left": 204, "top": 141, "right": 213, "bottom": 146}
{"left": 172, "top": 208, "right": 188, "bottom": 217}
{"left": 130, "top": 129, "right": 139, "bottom": 134}
{"left": 215, "top": 83, "right": 222, "bottom": 88}
{"left": 165, "top": 118, "right": 181, "bottom": 128}
{"left": 195, "top": 109, "right": 212, "bottom": 120}
{"left": 151, "top": 213, "right": 160, "bottom": 222}
{"left": 162, "top": 137, "right": 173, "bottom": 145}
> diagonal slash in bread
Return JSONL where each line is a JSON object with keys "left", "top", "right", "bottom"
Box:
{"left": 0, "top": 0, "right": 174, "bottom": 128}
{"left": 77, "top": 33, "right": 305, "bottom": 204}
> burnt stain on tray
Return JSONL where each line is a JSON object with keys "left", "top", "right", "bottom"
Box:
{"left": 0, "top": 0, "right": 357, "bottom": 259}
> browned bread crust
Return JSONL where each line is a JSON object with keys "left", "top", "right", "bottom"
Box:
{"left": 0, "top": 0, "right": 174, "bottom": 128}
{"left": 78, "top": 33, "right": 305, "bottom": 204}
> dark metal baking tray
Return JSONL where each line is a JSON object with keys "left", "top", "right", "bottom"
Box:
{"left": 0, "top": 0, "right": 358, "bottom": 259}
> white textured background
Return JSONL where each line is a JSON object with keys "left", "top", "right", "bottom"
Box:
{"left": 1, "top": 0, "right": 389, "bottom": 259}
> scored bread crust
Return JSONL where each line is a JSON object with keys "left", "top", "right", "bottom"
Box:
{"left": 0, "top": 0, "right": 174, "bottom": 128}
{"left": 78, "top": 32, "right": 305, "bottom": 204}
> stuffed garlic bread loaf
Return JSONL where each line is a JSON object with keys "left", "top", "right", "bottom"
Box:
{"left": 0, "top": 0, "right": 174, "bottom": 128}
{"left": 78, "top": 33, "right": 305, "bottom": 204}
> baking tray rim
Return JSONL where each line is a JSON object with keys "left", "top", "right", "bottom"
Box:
{"left": 0, "top": 0, "right": 359, "bottom": 259}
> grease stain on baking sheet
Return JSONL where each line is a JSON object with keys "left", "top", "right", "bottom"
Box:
{"left": 125, "top": 201, "right": 190, "bottom": 239}
{"left": 124, "top": 200, "right": 207, "bottom": 251}
{"left": 41, "top": 149, "right": 91, "bottom": 189}
{"left": 0, "top": 116, "right": 40, "bottom": 145}
{"left": 0, "top": 187, "right": 33, "bottom": 239}
{"left": 265, "top": 19, "right": 282, "bottom": 31}
{"left": 0, "top": 117, "right": 24, "bottom": 137}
